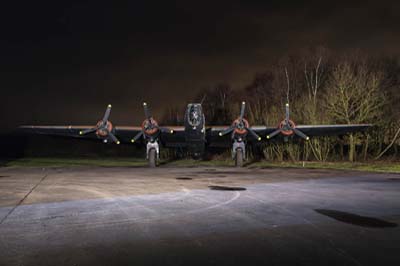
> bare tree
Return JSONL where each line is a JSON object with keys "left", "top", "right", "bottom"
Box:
{"left": 325, "top": 61, "right": 386, "bottom": 161}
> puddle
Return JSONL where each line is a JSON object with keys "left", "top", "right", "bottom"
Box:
{"left": 209, "top": 185, "right": 246, "bottom": 191}
{"left": 315, "top": 209, "right": 398, "bottom": 228}
{"left": 176, "top": 177, "right": 193, "bottom": 180}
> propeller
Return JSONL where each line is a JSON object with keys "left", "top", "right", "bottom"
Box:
{"left": 239, "top": 100, "right": 246, "bottom": 120}
{"left": 218, "top": 126, "right": 235, "bottom": 137}
{"left": 285, "top": 102, "right": 290, "bottom": 123}
{"left": 131, "top": 102, "right": 174, "bottom": 143}
{"left": 266, "top": 103, "right": 309, "bottom": 141}
{"left": 143, "top": 102, "right": 151, "bottom": 122}
{"left": 219, "top": 101, "right": 261, "bottom": 141}
{"left": 131, "top": 131, "right": 143, "bottom": 143}
{"left": 79, "top": 104, "right": 120, "bottom": 144}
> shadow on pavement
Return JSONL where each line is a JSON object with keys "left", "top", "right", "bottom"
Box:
{"left": 315, "top": 209, "right": 398, "bottom": 228}
{"left": 208, "top": 185, "right": 247, "bottom": 191}
{"left": 176, "top": 177, "right": 193, "bottom": 180}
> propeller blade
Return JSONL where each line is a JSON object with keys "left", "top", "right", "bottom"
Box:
{"left": 131, "top": 131, "right": 143, "bottom": 143}
{"left": 239, "top": 101, "right": 246, "bottom": 120}
{"left": 293, "top": 128, "right": 310, "bottom": 141}
{"left": 219, "top": 127, "right": 234, "bottom": 137}
{"left": 246, "top": 127, "right": 262, "bottom": 141}
{"left": 143, "top": 102, "right": 151, "bottom": 121}
{"left": 79, "top": 128, "right": 97, "bottom": 135}
{"left": 160, "top": 127, "right": 175, "bottom": 134}
{"left": 285, "top": 103, "right": 290, "bottom": 122}
{"left": 266, "top": 129, "right": 282, "bottom": 139}
{"left": 108, "top": 132, "right": 120, "bottom": 144}
{"left": 102, "top": 104, "right": 112, "bottom": 124}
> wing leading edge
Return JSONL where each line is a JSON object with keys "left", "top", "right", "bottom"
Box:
{"left": 19, "top": 125, "right": 185, "bottom": 144}
{"left": 294, "top": 124, "right": 372, "bottom": 137}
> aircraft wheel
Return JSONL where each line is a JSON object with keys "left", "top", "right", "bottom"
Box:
{"left": 148, "top": 148, "right": 157, "bottom": 167}
{"left": 235, "top": 148, "right": 243, "bottom": 167}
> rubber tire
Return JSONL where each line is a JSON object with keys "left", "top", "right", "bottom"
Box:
{"left": 148, "top": 148, "right": 157, "bottom": 168}
{"left": 235, "top": 148, "right": 243, "bottom": 167}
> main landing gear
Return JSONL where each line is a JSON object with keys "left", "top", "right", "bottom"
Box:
{"left": 146, "top": 141, "right": 159, "bottom": 168}
{"left": 232, "top": 140, "right": 245, "bottom": 167}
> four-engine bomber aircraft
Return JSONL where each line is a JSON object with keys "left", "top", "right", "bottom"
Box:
{"left": 20, "top": 102, "right": 370, "bottom": 167}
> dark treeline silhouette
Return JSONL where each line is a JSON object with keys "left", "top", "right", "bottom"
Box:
{"left": 162, "top": 47, "right": 400, "bottom": 162}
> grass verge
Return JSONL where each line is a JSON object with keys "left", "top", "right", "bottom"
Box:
{"left": 248, "top": 161, "right": 400, "bottom": 173}
{"left": 3, "top": 157, "right": 400, "bottom": 173}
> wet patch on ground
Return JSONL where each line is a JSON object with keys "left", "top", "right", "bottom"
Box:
{"left": 315, "top": 209, "right": 398, "bottom": 228}
{"left": 208, "top": 185, "right": 247, "bottom": 191}
{"left": 387, "top": 178, "right": 400, "bottom": 182}
{"left": 362, "top": 178, "right": 400, "bottom": 183}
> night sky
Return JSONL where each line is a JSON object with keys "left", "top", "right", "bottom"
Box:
{"left": 2, "top": 0, "right": 400, "bottom": 131}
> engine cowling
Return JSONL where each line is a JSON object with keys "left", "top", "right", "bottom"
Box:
{"left": 95, "top": 120, "right": 113, "bottom": 137}
{"left": 278, "top": 119, "right": 296, "bottom": 136}
{"left": 232, "top": 117, "right": 249, "bottom": 135}
{"left": 142, "top": 118, "right": 159, "bottom": 136}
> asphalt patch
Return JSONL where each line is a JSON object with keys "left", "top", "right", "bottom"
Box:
{"left": 209, "top": 185, "right": 247, "bottom": 191}
{"left": 315, "top": 209, "right": 398, "bottom": 228}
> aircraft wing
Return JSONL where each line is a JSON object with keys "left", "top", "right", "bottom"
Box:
{"left": 262, "top": 123, "right": 372, "bottom": 140}
{"left": 19, "top": 125, "right": 142, "bottom": 143}
{"left": 294, "top": 124, "right": 372, "bottom": 137}
{"left": 206, "top": 124, "right": 371, "bottom": 146}
{"left": 19, "top": 125, "right": 186, "bottom": 144}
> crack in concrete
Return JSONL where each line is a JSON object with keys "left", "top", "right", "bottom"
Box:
{"left": 0, "top": 174, "right": 48, "bottom": 226}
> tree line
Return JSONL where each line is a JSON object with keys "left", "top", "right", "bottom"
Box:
{"left": 162, "top": 47, "right": 400, "bottom": 162}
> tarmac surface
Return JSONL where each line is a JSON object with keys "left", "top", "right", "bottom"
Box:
{"left": 0, "top": 166, "right": 399, "bottom": 266}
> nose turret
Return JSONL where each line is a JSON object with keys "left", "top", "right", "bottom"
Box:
{"left": 184, "top": 103, "right": 206, "bottom": 156}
